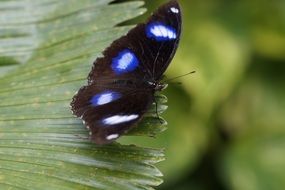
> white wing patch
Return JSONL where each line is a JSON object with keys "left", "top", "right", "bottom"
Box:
{"left": 103, "top": 114, "right": 139, "bottom": 125}
{"left": 170, "top": 7, "right": 179, "bottom": 13}
{"left": 106, "top": 134, "right": 119, "bottom": 140}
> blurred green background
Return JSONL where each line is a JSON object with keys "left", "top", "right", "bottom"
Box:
{"left": 1, "top": 0, "right": 283, "bottom": 189}
{"left": 121, "top": 0, "right": 285, "bottom": 189}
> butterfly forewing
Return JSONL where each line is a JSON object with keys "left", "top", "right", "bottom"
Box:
{"left": 71, "top": 0, "right": 181, "bottom": 144}
{"left": 141, "top": 0, "right": 181, "bottom": 79}
{"left": 88, "top": 0, "right": 181, "bottom": 82}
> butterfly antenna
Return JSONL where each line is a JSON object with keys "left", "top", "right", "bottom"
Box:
{"left": 168, "top": 81, "right": 182, "bottom": 85}
{"left": 163, "top": 71, "right": 196, "bottom": 83}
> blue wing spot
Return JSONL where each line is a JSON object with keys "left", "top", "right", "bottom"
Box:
{"left": 90, "top": 91, "right": 121, "bottom": 106}
{"left": 146, "top": 22, "right": 177, "bottom": 41}
{"left": 111, "top": 49, "right": 139, "bottom": 75}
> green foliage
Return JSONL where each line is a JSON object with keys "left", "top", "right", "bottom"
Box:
{"left": 0, "top": 0, "right": 167, "bottom": 189}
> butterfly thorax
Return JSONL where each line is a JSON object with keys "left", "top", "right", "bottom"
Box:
{"left": 112, "top": 79, "right": 166, "bottom": 91}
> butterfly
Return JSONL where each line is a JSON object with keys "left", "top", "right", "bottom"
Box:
{"left": 71, "top": 0, "right": 181, "bottom": 144}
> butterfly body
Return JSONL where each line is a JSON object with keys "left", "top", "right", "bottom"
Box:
{"left": 71, "top": 0, "right": 181, "bottom": 144}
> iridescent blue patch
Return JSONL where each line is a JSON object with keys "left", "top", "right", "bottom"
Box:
{"left": 111, "top": 49, "right": 139, "bottom": 75}
{"left": 146, "top": 22, "right": 177, "bottom": 41}
{"left": 90, "top": 91, "right": 121, "bottom": 106}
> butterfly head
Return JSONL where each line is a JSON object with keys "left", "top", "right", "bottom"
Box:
{"left": 148, "top": 81, "right": 168, "bottom": 91}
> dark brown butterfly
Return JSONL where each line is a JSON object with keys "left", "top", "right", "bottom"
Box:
{"left": 71, "top": 0, "right": 182, "bottom": 144}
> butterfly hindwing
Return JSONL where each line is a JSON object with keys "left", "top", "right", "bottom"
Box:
{"left": 71, "top": 0, "right": 181, "bottom": 144}
{"left": 71, "top": 83, "right": 153, "bottom": 144}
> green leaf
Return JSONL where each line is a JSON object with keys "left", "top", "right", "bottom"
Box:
{"left": 0, "top": 0, "right": 166, "bottom": 189}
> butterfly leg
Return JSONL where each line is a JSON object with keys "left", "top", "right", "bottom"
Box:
{"left": 154, "top": 98, "right": 163, "bottom": 124}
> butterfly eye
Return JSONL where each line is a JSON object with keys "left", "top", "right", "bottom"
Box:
{"left": 146, "top": 22, "right": 177, "bottom": 41}
{"left": 111, "top": 49, "right": 139, "bottom": 75}
{"left": 90, "top": 91, "right": 121, "bottom": 106}
{"left": 102, "top": 114, "right": 139, "bottom": 125}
